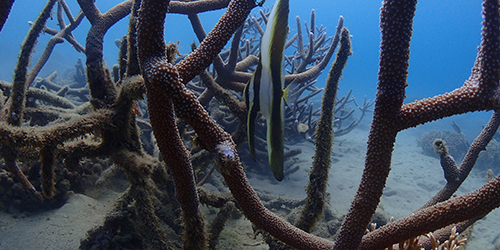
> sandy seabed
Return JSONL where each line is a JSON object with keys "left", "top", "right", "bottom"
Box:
{"left": 1, "top": 127, "right": 499, "bottom": 250}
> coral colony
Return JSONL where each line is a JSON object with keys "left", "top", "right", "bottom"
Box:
{"left": 0, "top": 0, "right": 499, "bottom": 249}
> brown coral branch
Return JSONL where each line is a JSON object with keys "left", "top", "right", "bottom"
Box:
{"left": 208, "top": 201, "right": 235, "bottom": 249}
{"left": 1, "top": 148, "right": 44, "bottom": 201}
{"left": 0, "top": 80, "right": 77, "bottom": 109}
{"left": 26, "top": 11, "right": 85, "bottom": 87}
{"left": 170, "top": 0, "right": 231, "bottom": 14}
{"left": 137, "top": 0, "right": 218, "bottom": 247}
{"left": 198, "top": 69, "right": 247, "bottom": 122}
{"left": 335, "top": 0, "right": 500, "bottom": 249}
{"left": 137, "top": 0, "right": 338, "bottom": 249}
{"left": 175, "top": 1, "right": 255, "bottom": 83}
{"left": 0, "top": 0, "right": 57, "bottom": 202}
{"left": 125, "top": 0, "right": 142, "bottom": 77}
{"left": 398, "top": 0, "right": 500, "bottom": 129}
{"left": 77, "top": 0, "right": 132, "bottom": 108}
{"left": 7, "top": 0, "right": 57, "bottom": 126}
{"left": 424, "top": 110, "right": 500, "bottom": 208}
{"left": 0, "top": 0, "right": 14, "bottom": 33}
{"left": 360, "top": 175, "right": 500, "bottom": 249}
{"left": 332, "top": 1, "right": 417, "bottom": 248}
{"left": 295, "top": 27, "right": 351, "bottom": 233}
{"left": 0, "top": 110, "right": 113, "bottom": 148}
{"left": 54, "top": 0, "right": 84, "bottom": 52}
{"left": 40, "top": 146, "right": 56, "bottom": 198}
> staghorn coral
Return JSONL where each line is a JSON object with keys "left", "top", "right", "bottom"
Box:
{"left": 1, "top": 0, "right": 500, "bottom": 250}
{"left": 186, "top": 6, "right": 369, "bottom": 143}
{"left": 417, "top": 129, "right": 470, "bottom": 162}
{"left": 294, "top": 27, "right": 352, "bottom": 233}
{"left": 137, "top": 0, "right": 500, "bottom": 249}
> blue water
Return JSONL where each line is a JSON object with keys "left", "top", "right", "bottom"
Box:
{"left": 0, "top": 0, "right": 491, "bottom": 136}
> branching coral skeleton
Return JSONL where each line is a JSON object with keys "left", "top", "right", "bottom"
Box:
{"left": 0, "top": 0, "right": 500, "bottom": 249}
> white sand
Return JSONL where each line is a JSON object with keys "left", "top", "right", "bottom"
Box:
{"left": 0, "top": 190, "right": 121, "bottom": 250}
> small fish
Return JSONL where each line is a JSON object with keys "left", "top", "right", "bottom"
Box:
{"left": 244, "top": 0, "right": 289, "bottom": 181}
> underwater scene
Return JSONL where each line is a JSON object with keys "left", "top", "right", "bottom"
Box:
{"left": 0, "top": 0, "right": 499, "bottom": 249}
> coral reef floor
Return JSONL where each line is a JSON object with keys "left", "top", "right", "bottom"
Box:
{"left": 0, "top": 126, "right": 499, "bottom": 249}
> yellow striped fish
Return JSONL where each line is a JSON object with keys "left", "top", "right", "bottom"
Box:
{"left": 244, "top": 0, "right": 289, "bottom": 181}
